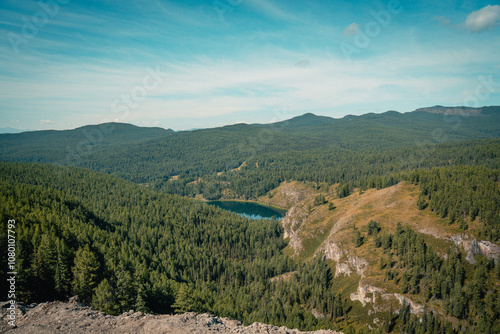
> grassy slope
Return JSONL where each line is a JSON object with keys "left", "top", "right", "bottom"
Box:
{"left": 263, "top": 179, "right": 496, "bottom": 329}
{"left": 267, "top": 181, "right": 475, "bottom": 257}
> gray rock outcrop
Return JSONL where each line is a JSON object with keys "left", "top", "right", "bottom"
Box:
{"left": 451, "top": 234, "right": 500, "bottom": 264}
{"left": 1, "top": 298, "right": 343, "bottom": 334}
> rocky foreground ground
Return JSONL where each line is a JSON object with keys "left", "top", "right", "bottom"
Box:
{"left": 1, "top": 297, "right": 342, "bottom": 334}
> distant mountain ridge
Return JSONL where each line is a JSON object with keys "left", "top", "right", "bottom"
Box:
{"left": 0, "top": 122, "right": 173, "bottom": 164}
{"left": 267, "top": 112, "right": 335, "bottom": 129}
{"left": 3, "top": 122, "right": 173, "bottom": 138}
{"left": 413, "top": 105, "right": 488, "bottom": 115}
{"left": 0, "top": 106, "right": 498, "bottom": 196}
{"left": 1, "top": 105, "right": 496, "bottom": 136}
{"left": 0, "top": 127, "right": 32, "bottom": 134}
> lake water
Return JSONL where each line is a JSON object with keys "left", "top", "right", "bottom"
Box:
{"left": 207, "top": 200, "right": 287, "bottom": 220}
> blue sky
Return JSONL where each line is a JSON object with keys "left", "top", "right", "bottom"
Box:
{"left": 1, "top": 0, "right": 499, "bottom": 131}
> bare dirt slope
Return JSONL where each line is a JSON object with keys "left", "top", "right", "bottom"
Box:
{"left": 1, "top": 298, "right": 342, "bottom": 334}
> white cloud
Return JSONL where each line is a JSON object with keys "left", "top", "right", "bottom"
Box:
{"left": 137, "top": 120, "right": 160, "bottom": 127}
{"left": 465, "top": 5, "right": 500, "bottom": 33}
{"left": 343, "top": 22, "right": 360, "bottom": 36}
{"left": 3, "top": 42, "right": 498, "bottom": 130}
{"left": 245, "top": 0, "right": 299, "bottom": 22}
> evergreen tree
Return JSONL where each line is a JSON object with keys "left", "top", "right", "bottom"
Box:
{"left": 355, "top": 230, "right": 364, "bottom": 247}
{"left": 30, "top": 233, "right": 57, "bottom": 301}
{"left": 73, "top": 245, "right": 100, "bottom": 303}
{"left": 172, "top": 284, "right": 194, "bottom": 313}
{"left": 54, "top": 239, "right": 72, "bottom": 298}
{"left": 367, "top": 220, "right": 381, "bottom": 236}
{"left": 92, "top": 279, "right": 119, "bottom": 315}
{"left": 115, "top": 268, "right": 136, "bottom": 312}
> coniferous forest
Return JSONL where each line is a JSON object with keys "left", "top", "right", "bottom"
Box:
{"left": 0, "top": 107, "right": 499, "bottom": 333}
{"left": 0, "top": 162, "right": 338, "bottom": 330}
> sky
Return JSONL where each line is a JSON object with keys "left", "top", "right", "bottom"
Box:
{"left": 0, "top": 0, "right": 499, "bottom": 131}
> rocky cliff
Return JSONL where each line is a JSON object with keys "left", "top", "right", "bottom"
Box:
{"left": 1, "top": 297, "right": 343, "bottom": 334}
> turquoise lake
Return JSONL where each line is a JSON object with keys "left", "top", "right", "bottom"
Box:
{"left": 206, "top": 200, "right": 287, "bottom": 220}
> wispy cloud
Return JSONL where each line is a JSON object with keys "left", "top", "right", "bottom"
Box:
{"left": 0, "top": 0, "right": 499, "bottom": 131}
{"left": 465, "top": 5, "right": 500, "bottom": 33}
{"left": 343, "top": 22, "right": 360, "bottom": 36}
{"left": 245, "top": 0, "right": 299, "bottom": 22}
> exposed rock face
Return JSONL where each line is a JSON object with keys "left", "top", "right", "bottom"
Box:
{"left": 317, "top": 241, "right": 344, "bottom": 262}
{"left": 451, "top": 234, "right": 500, "bottom": 264}
{"left": 334, "top": 256, "right": 369, "bottom": 278}
{"left": 350, "top": 282, "right": 384, "bottom": 307}
{"left": 314, "top": 215, "right": 353, "bottom": 263}
{"left": 1, "top": 298, "right": 343, "bottom": 334}
{"left": 350, "top": 281, "right": 424, "bottom": 315}
{"left": 282, "top": 205, "right": 309, "bottom": 255}
{"left": 335, "top": 262, "right": 352, "bottom": 277}
{"left": 414, "top": 106, "right": 482, "bottom": 116}
{"left": 387, "top": 294, "right": 424, "bottom": 314}
{"left": 261, "top": 181, "right": 316, "bottom": 210}
{"left": 347, "top": 256, "right": 369, "bottom": 277}
{"left": 277, "top": 183, "right": 313, "bottom": 207}
{"left": 310, "top": 309, "right": 326, "bottom": 319}
{"left": 317, "top": 239, "right": 368, "bottom": 279}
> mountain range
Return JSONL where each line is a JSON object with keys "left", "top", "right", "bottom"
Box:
{"left": 0, "top": 105, "right": 499, "bottom": 333}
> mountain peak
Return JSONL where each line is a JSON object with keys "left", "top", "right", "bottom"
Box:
{"left": 285, "top": 113, "right": 333, "bottom": 127}
{"left": 413, "top": 106, "right": 483, "bottom": 116}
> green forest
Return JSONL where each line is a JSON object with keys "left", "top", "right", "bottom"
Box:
{"left": 0, "top": 162, "right": 328, "bottom": 329}
{"left": 0, "top": 108, "right": 499, "bottom": 333}
{"left": 1, "top": 108, "right": 499, "bottom": 201}
{"left": 1, "top": 161, "right": 499, "bottom": 333}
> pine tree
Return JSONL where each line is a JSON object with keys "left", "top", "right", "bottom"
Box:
{"left": 54, "top": 239, "right": 72, "bottom": 298}
{"left": 134, "top": 283, "right": 149, "bottom": 314}
{"left": 355, "top": 230, "right": 364, "bottom": 247}
{"left": 92, "top": 279, "right": 119, "bottom": 315}
{"left": 172, "top": 284, "right": 193, "bottom": 313}
{"left": 116, "top": 268, "right": 136, "bottom": 312}
{"left": 30, "top": 233, "right": 57, "bottom": 301}
{"left": 367, "top": 220, "right": 381, "bottom": 236}
{"left": 72, "top": 245, "right": 100, "bottom": 303}
{"left": 417, "top": 193, "right": 427, "bottom": 210}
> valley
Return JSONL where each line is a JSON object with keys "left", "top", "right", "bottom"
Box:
{"left": 3, "top": 1, "right": 500, "bottom": 332}
{"left": 0, "top": 106, "right": 499, "bottom": 333}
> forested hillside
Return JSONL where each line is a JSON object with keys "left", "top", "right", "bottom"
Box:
{"left": 0, "top": 106, "right": 499, "bottom": 333}
{"left": 0, "top": 122, "right": 172, "bottom": 164}
{"left": 410, "top": 166, "right": 500, "bottom": 241}
{"left": 0, "top": 162, "right": 343, "bottom": 330}
{"left": 269, "top": 165, "right": 500, "bottom": 333}
{"left": 0, "top": 107, "right": 498, "bottom": 200}
{"left": 1, "top": 161, "right": 499, "bottom": 333}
